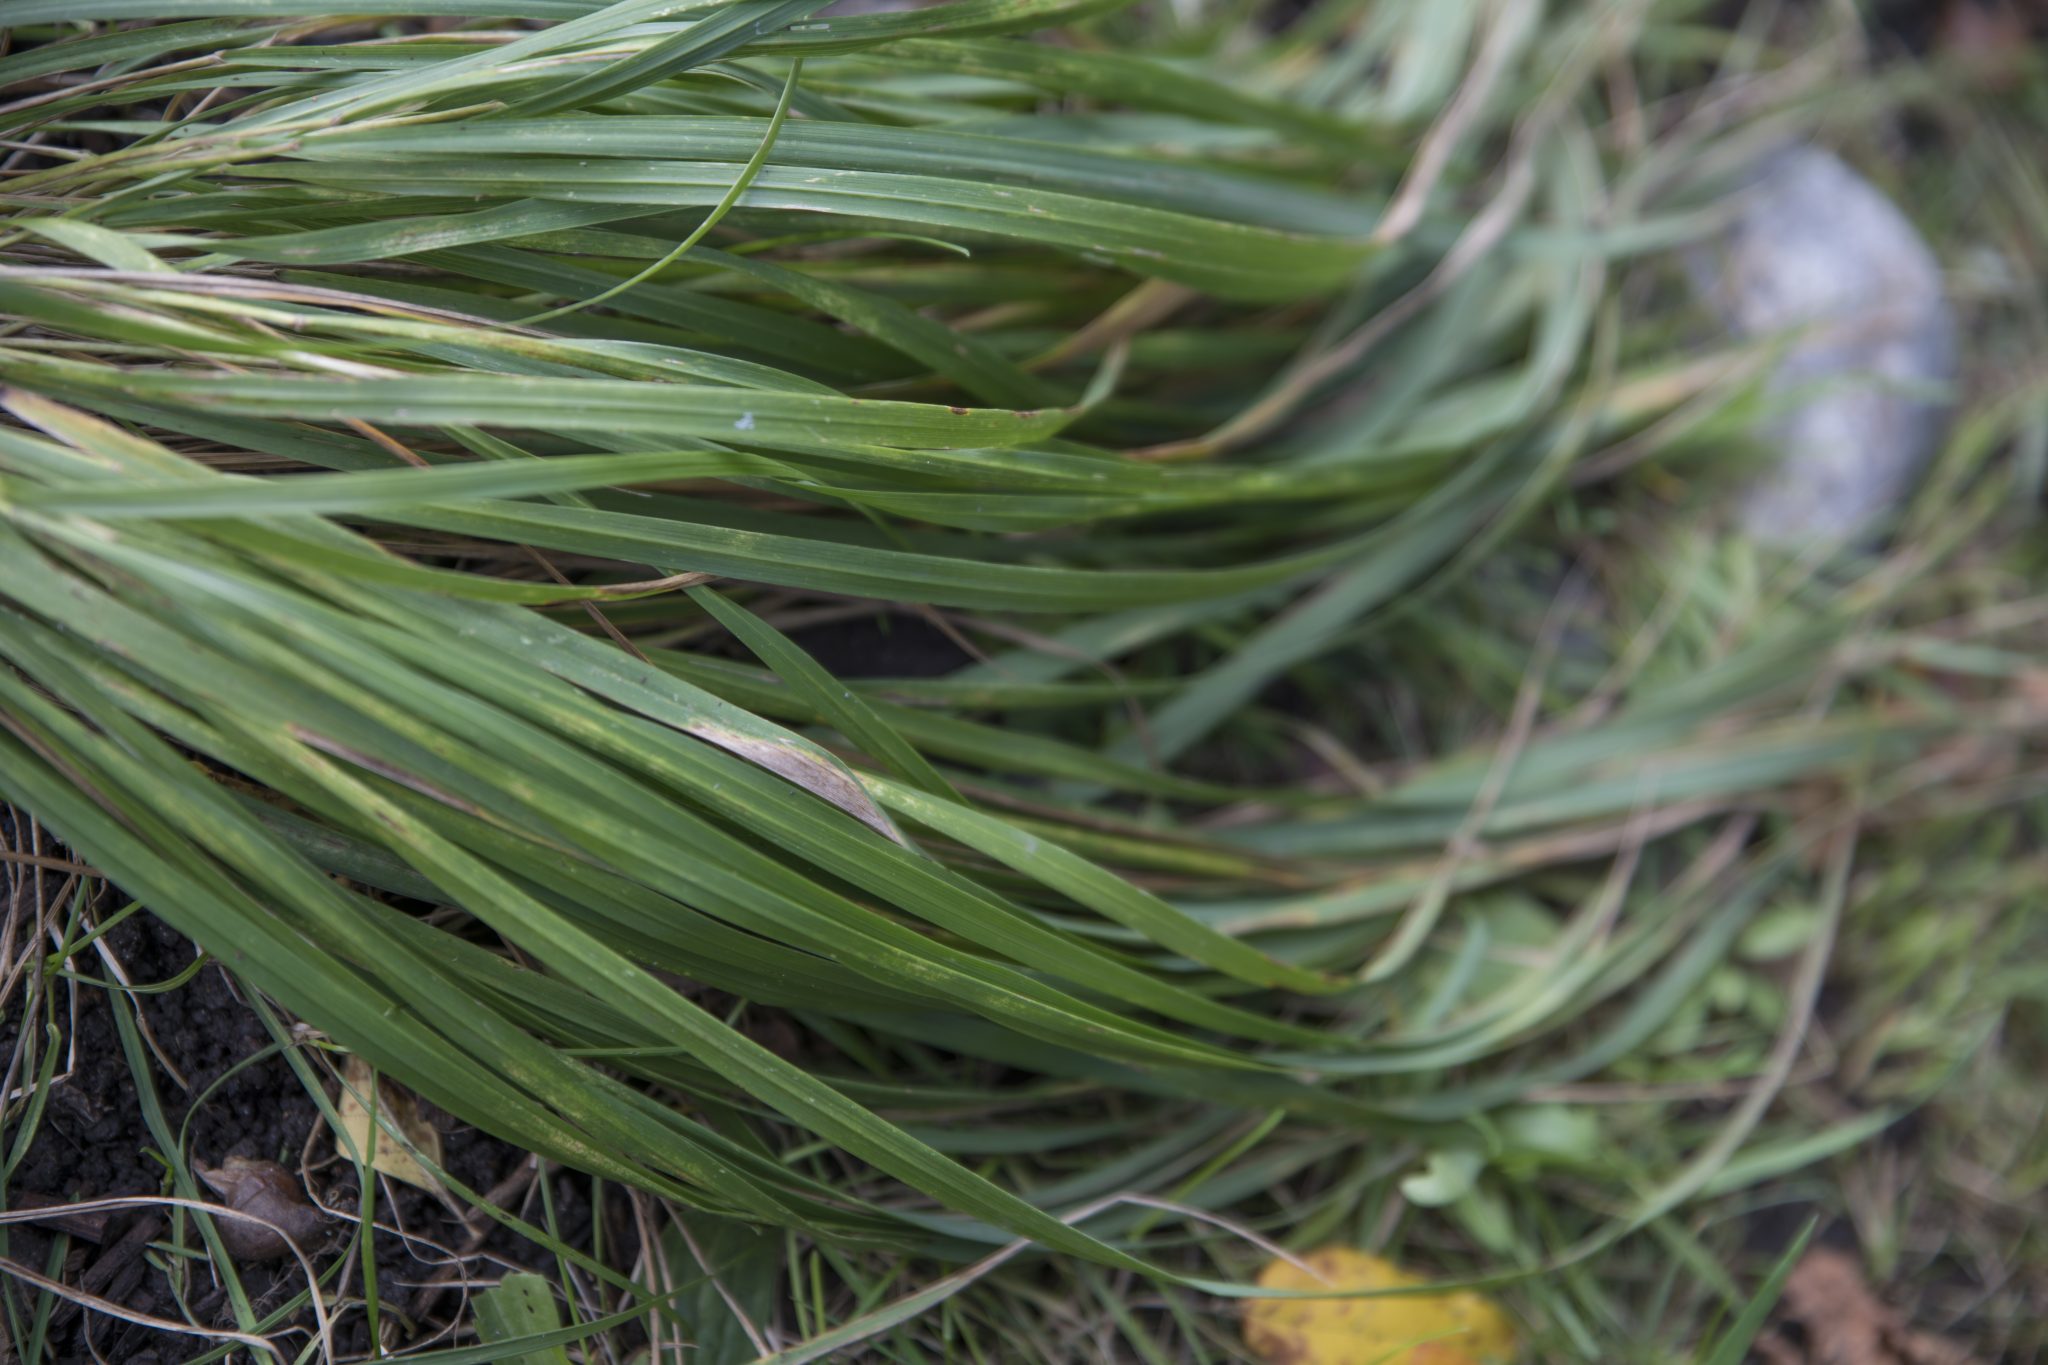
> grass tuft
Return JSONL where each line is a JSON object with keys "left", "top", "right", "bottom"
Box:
{"left": 1, "top": 0, "right": 2044, "bottom": 1357}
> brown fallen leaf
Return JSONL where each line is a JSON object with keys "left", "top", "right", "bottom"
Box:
{"left": 1761, "top": 1249, "right": 1981, "bottom": 1365}
{"left": 335, "top": 1054, "right": 447, "bottom": 1196}
{"left": 195, "top": 1156, "right": 328, "bottom": 1262}
{"left": 2016, "top": 666, "right": 2048, "bottom": 711}
{"left": 1940, "top": 0, "right": 2034, "bottom": 89}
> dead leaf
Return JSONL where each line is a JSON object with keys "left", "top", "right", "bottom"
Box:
{"left": 335, "top": 1054, "right": 446, "bottom": 1195}
{"left": 1761, "top": 1249, "right": 1982, "bottom": 1365}
{"left": 2016, "top": 667, "right": 2048, "bottom": 711}
{"left": 195, "top": 1156, "right": 328, "bottom": 1262}
{"left": 1243, "top": 1247, "right": 1516, "bottom": 1365}
{"left": 1940, "top": 0, "right": 2033, "bottom": 89}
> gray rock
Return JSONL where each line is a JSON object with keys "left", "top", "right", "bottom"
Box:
{"left": 1692, "top": 145, "right": 1957, "bottom": 543}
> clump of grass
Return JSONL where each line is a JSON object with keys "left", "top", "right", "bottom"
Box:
{"left": 1, "top": 0, "right": 2044, "bottom": 1357}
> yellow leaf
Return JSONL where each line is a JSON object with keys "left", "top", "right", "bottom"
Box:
{"left": 334, "top": 1055, "right": 445, "bottom": 1194}
{"left": 1243, "top": 1246, "right": 1518, "bottom": 1365}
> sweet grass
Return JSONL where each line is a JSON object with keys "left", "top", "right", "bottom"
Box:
{"left": 1, "top": 0, "right": 2044, "bottom": 1357}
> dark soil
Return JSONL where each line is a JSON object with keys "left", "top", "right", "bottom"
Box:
{"left": 786, "top": 609, "right": 972, "bottom": 679}
{"left": 0, "top": 820, "right": 592, "bottom": 1363}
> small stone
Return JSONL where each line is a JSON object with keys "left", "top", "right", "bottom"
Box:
{"left": 1691, "top": 145, "right": 1957, "bottom": 544}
